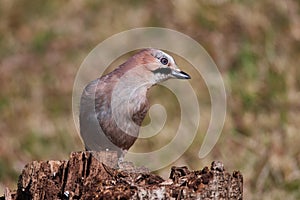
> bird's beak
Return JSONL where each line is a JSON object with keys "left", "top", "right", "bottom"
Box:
{"left": 171, "top": 69, "right": 191, "bottom": 79}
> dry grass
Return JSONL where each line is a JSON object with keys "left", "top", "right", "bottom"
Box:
{"left": 1, "top": 0, "right": 300, "bottom": 199}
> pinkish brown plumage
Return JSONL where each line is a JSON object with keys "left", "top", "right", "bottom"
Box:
{"left": 79, "top": 48, "right": 190, "bottom": 157}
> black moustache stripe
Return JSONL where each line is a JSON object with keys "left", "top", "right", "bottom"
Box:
{"left": 152, "top": 68, "right": 172, "bottom": 75}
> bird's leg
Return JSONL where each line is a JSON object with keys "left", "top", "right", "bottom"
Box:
{"left": 117, "top": 150, "right": 136, "bottom": 171}
{"left": 118, "top": 149, "right": 127, "bottom": 162}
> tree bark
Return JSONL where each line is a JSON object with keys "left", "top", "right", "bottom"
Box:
{"left": 1, "top": 151, "right": 243, "bottom": 200}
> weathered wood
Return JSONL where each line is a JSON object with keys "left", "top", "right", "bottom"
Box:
{"left": 1, "top": 151, "right": 243, "bottom": 200}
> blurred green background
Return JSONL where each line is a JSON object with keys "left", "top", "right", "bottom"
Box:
{"left": 1, "top": 0, "right": 300, "bottom": 199}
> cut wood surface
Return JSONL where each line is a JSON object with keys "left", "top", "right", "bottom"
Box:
{"left": 1, "top": 151, "right": 243, "bottom": 200}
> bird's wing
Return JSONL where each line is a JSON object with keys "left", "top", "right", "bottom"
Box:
{"left": 79, "top": 78, "right": 122, "bottom": 156}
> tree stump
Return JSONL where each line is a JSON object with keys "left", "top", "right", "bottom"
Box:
{"left": 1, "top": 151, "right": 243, "bottom": 200}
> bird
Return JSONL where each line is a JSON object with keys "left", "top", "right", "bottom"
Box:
{"left": 79, "top": 48, "right": 191, "bottom": 157}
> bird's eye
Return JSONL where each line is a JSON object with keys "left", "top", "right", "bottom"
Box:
{"left": 160, "top": 57, "right": 168, "bottom": 65}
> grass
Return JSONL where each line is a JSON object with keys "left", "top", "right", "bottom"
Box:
{"left": 0, "top": 1, "right": 299, "bottom": 199}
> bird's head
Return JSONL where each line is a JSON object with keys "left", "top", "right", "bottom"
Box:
{"left": 127, "top": 48, "right": 191, "bottom": 84}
